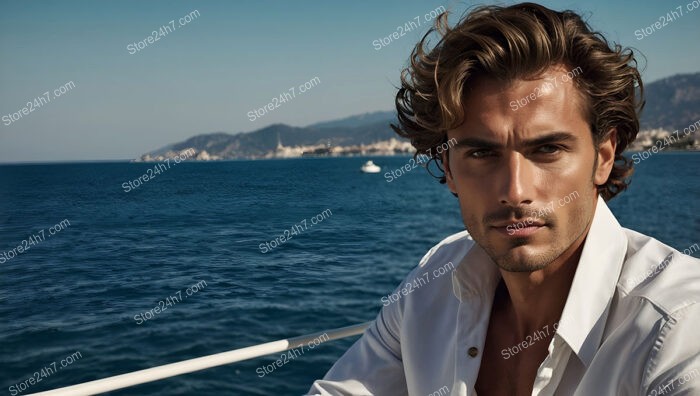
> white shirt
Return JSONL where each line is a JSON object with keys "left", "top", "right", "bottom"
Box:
{"left": 307, "top": 196, "right": 700, "bottom": 395}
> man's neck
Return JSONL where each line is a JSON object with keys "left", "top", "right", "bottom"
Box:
{"left": 497, "top": 227, "right": 590, "bottom": 341}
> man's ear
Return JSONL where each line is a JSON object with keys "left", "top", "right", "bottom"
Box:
{"left": 442, "top": 150, "right": 458, "bottom": 195}
{"left": 594, "top": 128, "right": 617, "bottom": 186}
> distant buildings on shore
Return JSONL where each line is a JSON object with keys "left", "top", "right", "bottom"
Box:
{"left": 135, "top": 128, "right": 698, "bottom": 163}
{"left": 135, "top": 137, "right": 415, "bottom": 162}
{"left": 627, "top": 128, "right": 699, "bottom": 151}
{"left": 266, "top": 137, "right": 414, "bottom": 159}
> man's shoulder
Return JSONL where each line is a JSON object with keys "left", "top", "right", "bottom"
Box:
{"left": 579, "top": 230, "right": 699, "bottom": 394}
{"left": 619, "top": 228, "right": 700, "bottom": 316}
{"left": 414, "top": 229, "right": 475, "bottom": 271}
{"left": 394, "top": 230, "right": 475, "bottom": 297}
{"left": 609, "top": 230, "right": 700, "bottom": 395}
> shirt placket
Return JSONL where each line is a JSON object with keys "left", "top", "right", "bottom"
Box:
{"left": 452, "top": 287, "right": 491, "bottom": 396}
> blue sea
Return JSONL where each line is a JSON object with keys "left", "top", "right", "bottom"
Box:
{"left": 0, "top": 153, "right": 698, "bottom": 395}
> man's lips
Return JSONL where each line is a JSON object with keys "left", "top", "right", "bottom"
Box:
{"left": 491, "top": 219, "right": 546, "bottom": 228}
{"left": 490, "top": 218, "right": 548, "bottom": 237}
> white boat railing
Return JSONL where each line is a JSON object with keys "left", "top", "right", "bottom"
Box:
{"left": 27, "top": 321, "right": 372, "bottom": 396}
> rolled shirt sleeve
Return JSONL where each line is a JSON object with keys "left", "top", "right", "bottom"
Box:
{"left": 307, "top": 292, "right": 407, "bottom": 395}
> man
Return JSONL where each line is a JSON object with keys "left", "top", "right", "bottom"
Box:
{"left": 308, "top": 3, "right": 700, "bottom": 395}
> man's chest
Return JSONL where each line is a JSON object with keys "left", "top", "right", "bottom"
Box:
{"left": 474, "top": 318, "right": 554, "bottom": 396}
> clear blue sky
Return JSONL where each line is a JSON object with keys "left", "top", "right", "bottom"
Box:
{"left": 1, "top": 0, "right": 698, "bottom": 163}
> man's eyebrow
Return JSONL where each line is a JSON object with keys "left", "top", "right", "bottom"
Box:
{"left": 523, "top": 132, "right": 578, "bottom": 147}
{"left": 452, "top": 137, "right": 501, "bottom": 149}
{"left": 452, "top": 131, "right": 578, "bottom": 149}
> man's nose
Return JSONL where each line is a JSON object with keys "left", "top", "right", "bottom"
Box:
{"left": 497, "top": 152, "right": 535, "bottom": 207}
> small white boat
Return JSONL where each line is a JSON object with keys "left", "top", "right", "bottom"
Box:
{"left": 360, "top": 160, "right": 381, "bottom": 173}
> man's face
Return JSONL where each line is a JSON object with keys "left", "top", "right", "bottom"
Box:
{"left": 443, "top": 65, "right": 616, "bottom": 272}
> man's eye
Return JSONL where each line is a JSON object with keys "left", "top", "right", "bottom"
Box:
{"left": 536, "top": 145, "right": 561, "bottom": 154}
{"left": 468, "top": 149, "right": 496, "bottom": 158}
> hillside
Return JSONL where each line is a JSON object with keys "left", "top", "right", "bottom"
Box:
{"left": 640, "top": 72, "right": 700, "bottom": 131}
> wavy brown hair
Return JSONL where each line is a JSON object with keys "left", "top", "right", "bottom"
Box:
{"left": 391, "top": 2, "right": 644, "bottom": 201}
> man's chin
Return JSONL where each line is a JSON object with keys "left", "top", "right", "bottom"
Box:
{"left": 488, "top": 243, "right": 556, "bottom": 273}
{"left": 469, "top": 226, "right": 565, "bottom": 272}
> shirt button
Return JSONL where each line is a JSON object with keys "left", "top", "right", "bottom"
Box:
{"left": 468, "top": 347, "right": 479, "bottom": 357}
